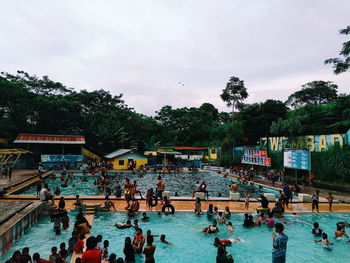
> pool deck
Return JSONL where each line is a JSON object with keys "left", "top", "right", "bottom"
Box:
{"left": 1, "top": 169, "right": 350, "bottom": 213}
{"left": 1, "top": 198, "right": 350, "bottom": 213}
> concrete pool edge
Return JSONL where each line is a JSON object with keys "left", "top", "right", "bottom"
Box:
{"left": 0, "top": 201, "right": 44, "bottom": 256}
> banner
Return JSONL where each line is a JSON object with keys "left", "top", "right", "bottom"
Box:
{"left": 260, "top": 129, "right": 349, "bottom": 152}
{"left": 241, "top": 149, "right": 271, "bottom": 167}
{"left": 283, "top": 150, "right": 310, "bottom": 170}
{"left": 41, "top": 155, "right": 84, "bottom": 162}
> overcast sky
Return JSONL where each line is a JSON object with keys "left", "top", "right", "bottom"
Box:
{"left": 1, "top": 0, "right": 350, "bottom": 115}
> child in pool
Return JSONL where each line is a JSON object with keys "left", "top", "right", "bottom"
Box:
{"left": 214, "top": 237, "right": 240, "bottom": 247}
{"left": 160, "top": 234, "right": 172, "bottom": 245}
{"left": 265, "top": 213, "right": 275, "bottom": 227}
{"left": 102, "top": 240, "right": 109, "bottom": 259}
{"left": 224, "top": 207, "right": 231, "bottom": 218}
{"left": 218, "top": 212, "right": 227, "bottom": 225}
{"left": 335, "top": 225, "right": 349, "bottom": 239}
{"left": 115, "top": 220, "right": 132, "bottom": 229}
{"left": 141, "top": 212, "right": 149, "bottom": 221}
{"left": 227, "top": 222, "right": 234, "bottom": 232}
{"left": 315, "top": 233, "right": 333, "bottom": 249}
{"left": 202, "top": 220, "right": 219, "bottom": 234}
{"left": 312, "top": 222, "right": 323, "bottom": 236}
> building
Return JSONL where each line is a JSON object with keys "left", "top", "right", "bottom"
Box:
{"left": 144, "top": 146, "right": 219, "bottom": 166}
{"left": 104, "top": 149, "right": 147, "bottom": 170}
{"left": 13, "top": 134, "right": 85, "bottom": 168}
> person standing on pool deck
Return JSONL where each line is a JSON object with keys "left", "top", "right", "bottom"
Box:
{"left": 327, "top": 192, "right": 334, "bottom": 212}
{"left": 311, "top": 190, "right": 320, "bottom": 213}
{"left": 272, "top": 223, "right": 288, "bottom": 263}
{"left": 156, "top": 176, "right": 165, "bottom": 204}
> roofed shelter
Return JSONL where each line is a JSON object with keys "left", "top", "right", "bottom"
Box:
{"left": 13, "top": 134, "right": 85, "bottom": 168}
{"left": 105, "top": 149, "right": 147, "bottom": 170}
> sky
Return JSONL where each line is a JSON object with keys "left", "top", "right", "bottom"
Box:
{"left": 1, "top": 0, "right": 350, "bottom": 115}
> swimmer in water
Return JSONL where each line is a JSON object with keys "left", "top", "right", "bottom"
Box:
{"left": 312, "top": 222, "right": 323, "bottom": 236}
{"left": 160, "top": 234, "right": 172, "bottom": 245}
{"left": 214, "top": 237, "right": 240, "bottom": 247}
{"left": 202, "top": 220, "right": 219, "bottom": 234}
{"left": 217, "top": 212, "right": 227, "bottom": 225}
{"left": 141, "top": 212, "right": 149, "bottom": 222}
{"left": 227, "top": 222, "right": 234, "bottom": 232}
{"left": 115, "top": 220, "right": 132, "bottom": 229}
{"left": 224, "top": 207, "right": 231, "bottom": 219}
{"left": 335, "top": 225, "right": 349, "bottom": 239}
{"left": 315, "top": 233, "right": 333, "bottom": 249}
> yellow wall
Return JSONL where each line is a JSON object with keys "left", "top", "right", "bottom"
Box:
{"left": 208, "top": 148, "right": 218, "bottom": 160}
{"left": 111, "top": 158, "right": 148, "bottom": 170}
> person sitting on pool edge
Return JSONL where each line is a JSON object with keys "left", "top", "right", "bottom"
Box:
{"left": 73, "top": 195, "right": 83, "bottom": 207}
{"left": 200, "top": 181, "right": 209, "bottom": 199}
{"left": 195, "top": 197, "right": 202, "bottom": 215}
{"left": 104, "top": 195, "right": 116, "bottom": 211}
{"left": 202, "top": 220, "right": 219, "bottom": 234}
{"left": 131, "top": 199, "right": 140, "bottom": 214}
{"left": 192, "top": 181, "right": 201, "bottom": 197}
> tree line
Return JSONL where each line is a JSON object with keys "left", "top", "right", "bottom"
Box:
{"left": 0, "top": 25, "right": 349, "bottom": 182}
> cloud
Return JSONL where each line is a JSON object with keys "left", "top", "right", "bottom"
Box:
{"left": 0, "top": 0, "right": 350, "bottom": 115}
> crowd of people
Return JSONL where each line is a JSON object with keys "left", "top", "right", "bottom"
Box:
{"left": 5, "top": 163, "right": 346, "bottom": 263}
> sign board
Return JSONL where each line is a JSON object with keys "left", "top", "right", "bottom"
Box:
{"left": 41, "top": 155, "right": 84, "bottom": 162}
{"left": 283, "top": 150, "right": 310, "bottom": 170}
{"left": 241, "top": 149, "right": 271, "bottom": 166}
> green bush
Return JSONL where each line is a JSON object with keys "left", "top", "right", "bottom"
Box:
{"left": 311, "top": 145, "right": 350, "bottom": 183}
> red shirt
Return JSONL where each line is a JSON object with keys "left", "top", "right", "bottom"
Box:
{"left": 38, "top": 259, "right": 53, "bottom": 263}
{"left": 81, "top": 249, "right": 102, "bottom": 263}
{"left": 74, "top": 240, "right": 84, "bottom": 253}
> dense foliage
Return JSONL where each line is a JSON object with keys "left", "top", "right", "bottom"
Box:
{"left": 1, "top": 70, "right": 349, "bottom": 182}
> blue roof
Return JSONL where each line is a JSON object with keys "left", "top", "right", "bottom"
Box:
{"left": 104, "top": 149, "right": 132, "bottom": 159}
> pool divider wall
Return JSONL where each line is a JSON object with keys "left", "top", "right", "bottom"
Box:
{"left": 0, "top": 202, "right": 43, "bottom": 256}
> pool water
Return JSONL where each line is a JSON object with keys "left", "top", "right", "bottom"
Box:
{"left": 2, "top": 212, "right": 350, "bottom": 263}
{"left": 0, "top": 213, "right": 76, "bottom": 263}
{"left": 18, "top": 172, "right": 282, "bottom": 198}
{"left": 91, "top": 212, "right": 350, "bottom": 263}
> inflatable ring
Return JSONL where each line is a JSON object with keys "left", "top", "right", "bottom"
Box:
{"left": 162, "top": 204, "right": 175, "bottom": 214}
{"left": 148, "top": 196, "right": 158, "bottom": 207}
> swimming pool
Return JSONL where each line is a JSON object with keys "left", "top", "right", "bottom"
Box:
{"left": 91, "top": 212, "right": 350, "bottom": 263}
{"left": 16, "top": 172, "right": 283, "bottom": 198}
{"left": 2, "top": 212, "right": 350, "bottom": 263}
{"left": 0, "top": 212, "right": 76, "bottom": 263}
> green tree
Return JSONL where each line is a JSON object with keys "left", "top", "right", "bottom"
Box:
{"left": 286, "top": 81, "right": 338, "bottom": 108}
{"left": 325, "top": 25, "right": 350, "bottom": 74}
{"left": 220, "top": 76, "right": 248, "bottom": 114}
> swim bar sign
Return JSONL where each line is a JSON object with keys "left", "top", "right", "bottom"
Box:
{"left": 260, "top": 129, "right": 349, "bottom": 152}
{"left": 283, "top": 150, "right": 310, "bottom": 170}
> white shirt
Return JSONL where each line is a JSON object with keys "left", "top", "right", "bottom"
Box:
{"left": 39, "top": 188, "right": 47, "bottom": 200}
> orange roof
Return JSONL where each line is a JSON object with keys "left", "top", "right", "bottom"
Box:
{"left": 14, "top": 134, "right": 85, "bottom": 144}
{"left": 173, "top": 146, "right": 207, "bottom": 150}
